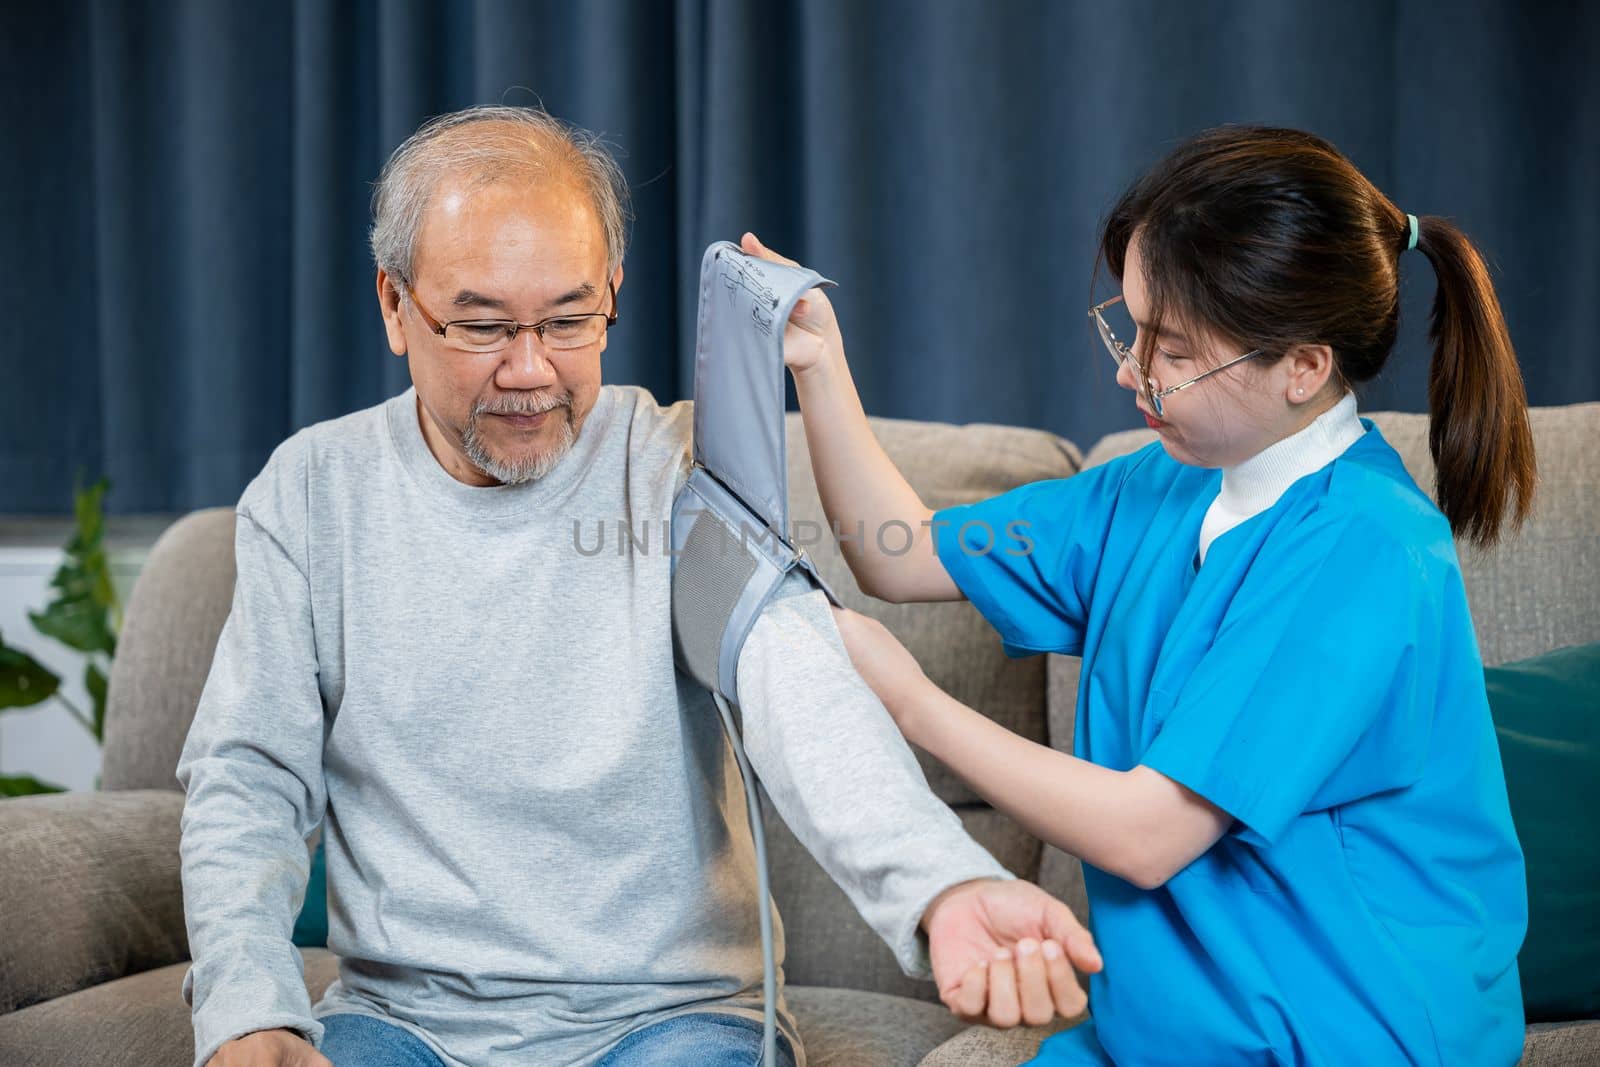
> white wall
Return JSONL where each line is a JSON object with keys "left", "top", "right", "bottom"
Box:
{"left": 0, "top": 522, "right": 166, "bottom": 792}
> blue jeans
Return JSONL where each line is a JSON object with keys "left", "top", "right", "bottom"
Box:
{"left": 319, "top": 1013, "right": 446, "bottom": 1067}
{"left": 599, "top": 1012, "right": 799, "bottom": 1067}
{"left": 317, "top": 1011, "right": 797, "bottom": 1067}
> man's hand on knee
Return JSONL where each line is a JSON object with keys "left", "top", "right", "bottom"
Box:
{"left": 208, "top": 1028, "right": 331, "bottom": 1067}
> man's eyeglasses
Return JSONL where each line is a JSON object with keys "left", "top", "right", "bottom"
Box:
{"left": 1088, "top": 295, "right": 1264, "bottom": 418}
{"left": 403, "top": 281, "right": 619, "bottom": 354}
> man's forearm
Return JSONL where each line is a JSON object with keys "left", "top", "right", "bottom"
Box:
{"left": 176, "top": 509, "right": 330, "bottom": 1067}
{"left": 179, "top": 758, "right": 325, "bottom": 1067}
{"left": 732, "top": 576, "right": 1013, "bottom": 977}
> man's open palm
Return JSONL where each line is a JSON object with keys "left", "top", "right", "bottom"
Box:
{"left": 923, "top": 879, "right": 1102, "bottom": 1029}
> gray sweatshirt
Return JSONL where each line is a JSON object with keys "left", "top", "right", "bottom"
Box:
{"left": 176, "top": 385, "right": 1012, "bottom": 1067}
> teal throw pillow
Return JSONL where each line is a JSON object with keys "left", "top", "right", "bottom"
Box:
{"left": 1486, "top": 642, "right": 1600, "bottom": 1022}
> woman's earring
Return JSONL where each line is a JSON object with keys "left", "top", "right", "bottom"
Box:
{"left": 1296, "top": 388, "right": 1305, "bottom": 396}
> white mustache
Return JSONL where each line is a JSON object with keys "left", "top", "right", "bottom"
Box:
{"left": 474, "top": 393, "right": 570, "bottom": 417}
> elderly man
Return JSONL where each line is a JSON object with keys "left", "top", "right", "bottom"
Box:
{"left": 178, "top": 105, "right": 1098, "bottom": 1067}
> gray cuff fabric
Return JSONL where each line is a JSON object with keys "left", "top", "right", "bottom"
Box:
{"left": 183, "top": 937, "right": 323, "bottom": 1067}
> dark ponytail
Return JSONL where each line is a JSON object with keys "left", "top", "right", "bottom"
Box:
{"left": 1098, "top": 126, "right": 1536, "bottom": 547}
{"left": 1414, "top": 216, "right": 1537, "bottom": 547}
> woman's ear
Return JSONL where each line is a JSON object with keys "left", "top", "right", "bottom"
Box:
{"left": 1283, "top": 343, "right": 1335, "bottom": 405}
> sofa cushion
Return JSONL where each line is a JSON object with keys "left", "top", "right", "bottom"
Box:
{"left": 1080, "top": 404, "right": 1600, "bottom": 667}
{"left": 785, "top": 985, "right": 965, "bottom": 1066}
{"left": 918, "top": 1015, "right": 1082, "bottom": 1066}
{"left": 0, "top": 790, "right": 188, "bottom": 1015}
{"left": 0, "top": 949, "right": 963, "bottom": 1067}
{"left": 1487, "top": 642, "right": 1600, "bottom": 1022}
{"left": 1522, "top": 1021, "right": 1600, "bottom": 1066}
{"left": 785, "top": 412, "right": 1081, "bottom": 808}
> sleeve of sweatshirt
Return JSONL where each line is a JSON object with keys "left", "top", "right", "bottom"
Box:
{"left": 175, "top": 448, "right": 328, "bottom": 1067}
{"left": 733, "top": 572, "right": 1015, "bottom": 980}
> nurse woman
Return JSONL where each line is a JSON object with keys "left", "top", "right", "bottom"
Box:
{"left": 745, "top": 125, "right": 1533, "bottom": 1065}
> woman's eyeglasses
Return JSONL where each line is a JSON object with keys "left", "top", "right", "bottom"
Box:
{"left": 1089, "top": 295, "right": 1264, "bottom": 417}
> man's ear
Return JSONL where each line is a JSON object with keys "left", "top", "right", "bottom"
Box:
{"left": 376, "top": 270, "right": 408, "bottom": 357}
{"left": 595, "top": 264, "right": 625, "bottom": 359}
{"left": 1284, "top": 343, "right": 1334, "bottom": 405}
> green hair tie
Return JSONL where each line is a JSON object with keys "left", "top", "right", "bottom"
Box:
{"left": 1405, "top": 213, "right": 1420, "bottom": 252}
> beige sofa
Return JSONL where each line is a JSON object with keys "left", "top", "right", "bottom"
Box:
{"left": 2, "top": 403, "right": 1596, "bottom": 1066}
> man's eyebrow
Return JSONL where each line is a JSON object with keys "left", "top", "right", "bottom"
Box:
{"left": 548, "top": 282, "right": 599, "bottom": 308}
{"left": 450, "top": 290, "right": 510, "bottom": 312}
{"left": 449, "top": 282, "right": 599, "bottom": 314}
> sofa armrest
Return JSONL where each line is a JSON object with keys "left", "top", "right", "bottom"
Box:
{"left": 918, "top": 1015, "right": 1084, "bottom": 1066}
{"left": 0, "top": 789, "right": 188, "bottom": 1014}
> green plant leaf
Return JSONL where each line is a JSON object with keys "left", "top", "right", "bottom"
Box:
{"left": 86, "top": 661, "right": 109, "bottom": 741}
{"left": 74, "top": 478, "right": 105, "bottom": 548}
{"left": 29, "top": 596, "right": 115, "bottom": 656}
{"left": 30, "top": 475, "right": 119, "bottom": 656}
{"left": 0, "top": 635, "right": 61, "bottom": 709}
{"left": 0, "top": 774, "right": 68, "bottom": 797}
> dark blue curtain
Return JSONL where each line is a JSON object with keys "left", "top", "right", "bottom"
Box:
{"left": 3, "top": 0, "right": 1595, "bottom": 514}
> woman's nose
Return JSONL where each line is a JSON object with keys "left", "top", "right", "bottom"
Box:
{"left": 1114, "top": 354, "right": 1138, "bottom": 392}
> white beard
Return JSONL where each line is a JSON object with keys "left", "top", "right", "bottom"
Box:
{"left": 461, "top": 400, "right": 577, "bottom": 485}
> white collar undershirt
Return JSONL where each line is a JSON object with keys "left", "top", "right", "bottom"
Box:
{"left": 1197, "top": 391, "right": 1364, "bottom": 565}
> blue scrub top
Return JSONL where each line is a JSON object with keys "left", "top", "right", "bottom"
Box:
{"left": 932, "top": 422, "right": 1526, "bottom": 1066}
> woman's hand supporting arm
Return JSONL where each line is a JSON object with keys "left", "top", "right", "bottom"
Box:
{"left": 912, "top": 687, "right": 1231, "bottom": 890}
{"left": 831, "top": 606, "right": 1234, "bottom": 890}
{"left": 742, "top": 233, "right": 960, "bottom": 603}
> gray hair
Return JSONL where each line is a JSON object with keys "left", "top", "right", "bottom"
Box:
{"left": 370, "top": 105, "right": 630, "bottom": 289}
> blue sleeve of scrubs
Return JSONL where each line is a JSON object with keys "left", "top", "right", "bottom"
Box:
{"left": 1140, "top": 516, "right": 1436, "bottom": 848}
{"left": 932, "top": 456, "right": 1133, "bottom": 659}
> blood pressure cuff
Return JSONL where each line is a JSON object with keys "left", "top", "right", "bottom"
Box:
{"left": 671, "top": 241, "right": 842, "bottom": 704}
